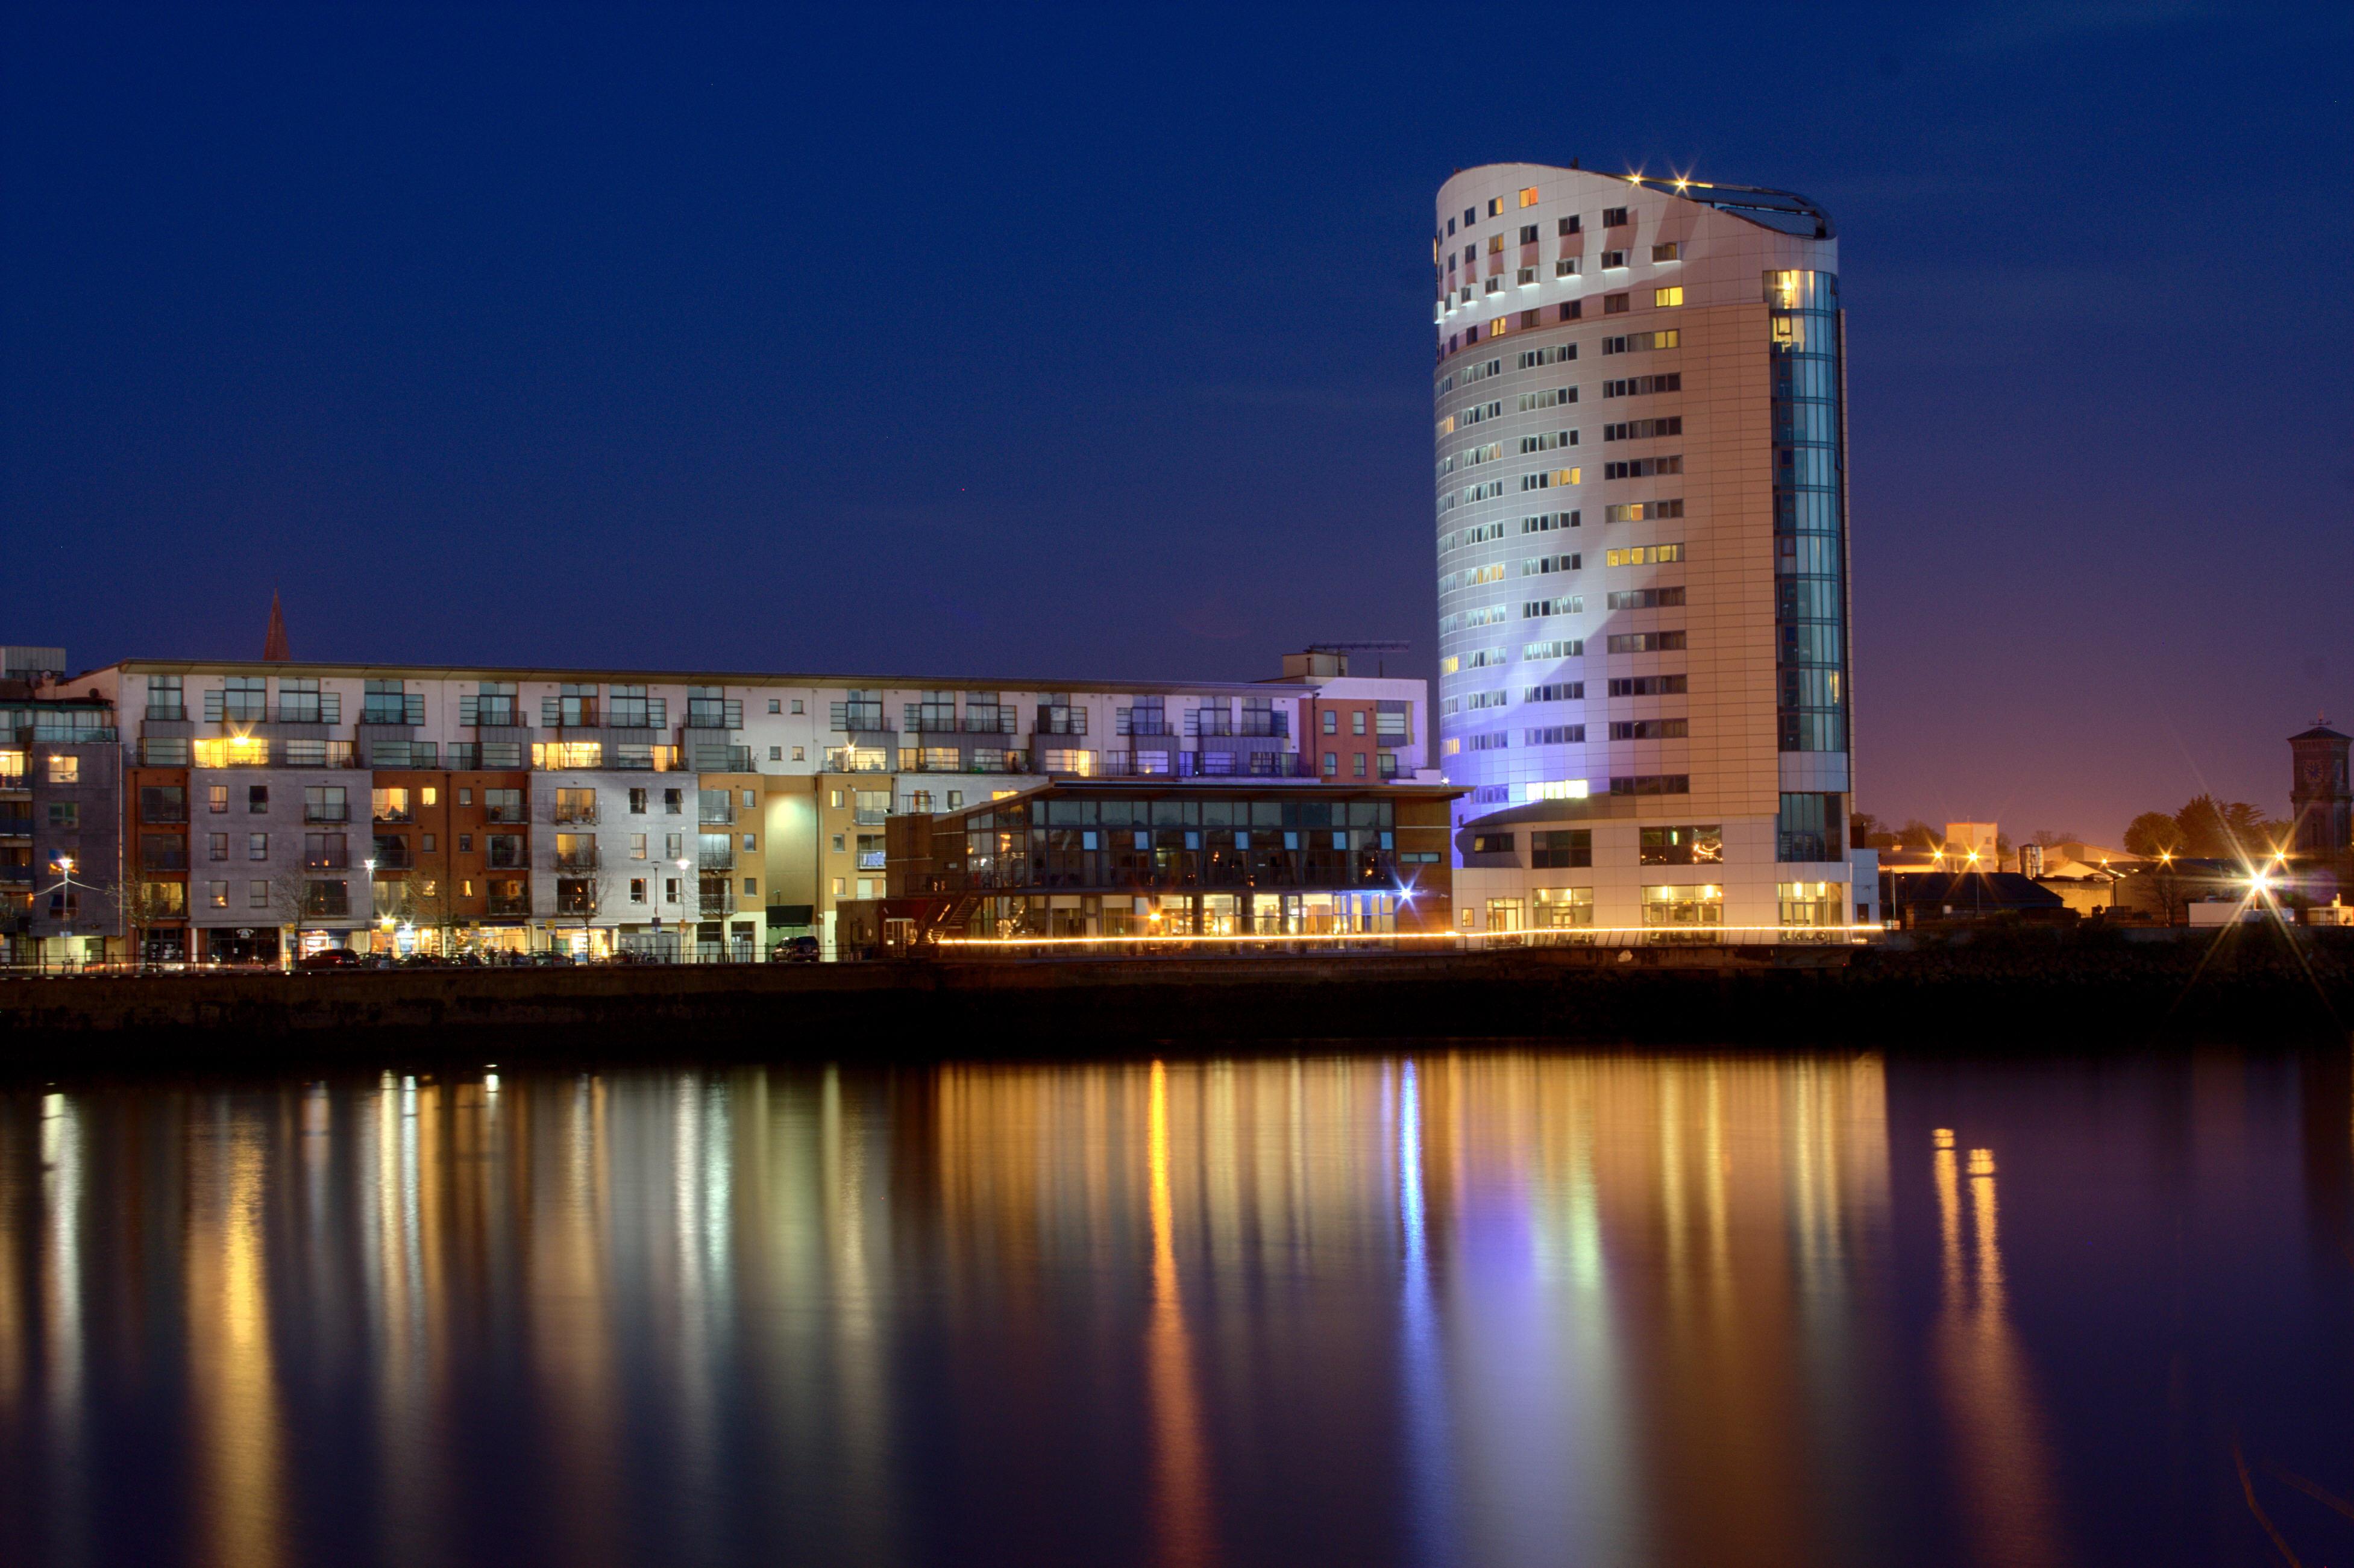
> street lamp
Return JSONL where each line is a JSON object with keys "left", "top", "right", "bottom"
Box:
{"left": 676, "top": 856, "right": 692, "bottom": 962}
{"left": 363, "top": 858, "right": 377, "bottom": 956}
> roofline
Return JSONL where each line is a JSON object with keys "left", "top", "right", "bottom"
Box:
{"left": 1439, "top": 162, "right": 1834, "bottom": 240}
{"left": 80, "top": 657, "right": 1419, "bottom": 699}
{"left": 921, "top": 776, "right": 1467, "bottom": 828}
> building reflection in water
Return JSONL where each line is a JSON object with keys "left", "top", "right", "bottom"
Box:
{"left": 1932, "top": 1129, "right": 2065, "bottom": 1567}
{"left": 0, "top": 1052, "right": 1907, "bottom": 1567}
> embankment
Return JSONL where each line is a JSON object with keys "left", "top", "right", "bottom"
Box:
{"left": 2, "top": 927, "right": 2347, "bottom": 1069}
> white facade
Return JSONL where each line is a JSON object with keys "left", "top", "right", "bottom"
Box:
{"left": 1431, "top": 163, "right": 1858, "bottom": 936}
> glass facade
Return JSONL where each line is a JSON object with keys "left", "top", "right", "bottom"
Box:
{"left": 1766, "top": 269, "right": 1848, "bottom": 754}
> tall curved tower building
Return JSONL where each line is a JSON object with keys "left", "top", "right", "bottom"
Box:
{"left": 1431, "top": 162, "right": 1858, "bottom": 935}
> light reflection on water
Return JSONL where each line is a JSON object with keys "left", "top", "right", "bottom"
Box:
{"left": 0, "top": 1049, "right": 2344, "bottom": 1567}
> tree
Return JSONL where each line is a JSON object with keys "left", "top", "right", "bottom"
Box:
{"left": 553, "top": 858, "right": 611, "bottom": 956}
{"left": 2123, "top": 812, "right": 2185, "bottom": 859}
{"left": 2170, "top": 794, "right": 2289, "bottom": 860}
{"left": 386, "top": 873, "right": 456, "bottom": 956}
{"left": 268, "top": 867, "right": 318, "bottom": 961}
{"left": 1896, "top": 819, "right": 1941, "bottom": 852}
{"left": 107, "top": 877, "right": 184, "bottom": 967}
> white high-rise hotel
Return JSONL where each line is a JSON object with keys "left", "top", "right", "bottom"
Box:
{"left": 1431, "top": 162, "right": 1863, "bottom": 935}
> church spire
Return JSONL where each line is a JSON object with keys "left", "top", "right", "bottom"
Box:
{"left": 263, "top": 591, "right": 291, "bottom": 662}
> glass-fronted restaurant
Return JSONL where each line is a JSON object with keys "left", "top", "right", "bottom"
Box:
{"left": 864, "top": 780, "right": 1461, "bottom": 946}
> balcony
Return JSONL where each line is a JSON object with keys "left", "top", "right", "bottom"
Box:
{"left": 554, "top": 847, "right": 600, "bottom": 873}
{"left": 31, "top": 724, "right": 118, "bottom": 744}
{"left": 1194, "top": 713, "right": 1288, "bottom": 739}
{"left": 1118, "top": 717, "right": 1174, "bottom": 737}
{"left": 145, "top": 704, "right": 187, "bottom": 723}
{"left": 486, "top": 888, "right": 531, "bottom": 918}
{"left": 371, "top": 839, "right": 413, "bottom": 870}
{"left": 695, "top": 880, "right": 737, "bottom": 915}
{"left": 893, "top": 749, "right": 1032, "bottom": 774}
{"left": 140, "top": 846, "right": 189, "bottom": 872}
{"left": 553, "top": 806, "right": 599, "bottom": 826}
{"left": 374, "top": 806, "right": 413, "bottom": 825}
{"left": 0, "top": 814, "right": 31, "bottom": 838}
{"left": 483, "top": 803, "right": 527, "bottom": 824}
{"left": 304, "top": 805, "right": 351, "bottom": 824}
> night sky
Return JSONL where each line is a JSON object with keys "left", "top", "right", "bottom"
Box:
{"left": 3, "top": 5, "right": 2347, "bottom": 843}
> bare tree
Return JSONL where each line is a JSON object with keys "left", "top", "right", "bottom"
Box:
{"left": 107, "top": 877, "right": 184, "bottom": 968}
{"left": 553, "top": 856, "right": 612, "bottom": 956}
{"left": 397, "top": 873, "right": 457, "bottom": 957}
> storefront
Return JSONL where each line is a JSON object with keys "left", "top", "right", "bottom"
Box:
{"left": 204, "top": 927, "right": 280, "bottom": 965}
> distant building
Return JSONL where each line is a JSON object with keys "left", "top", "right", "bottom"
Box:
{"left": 1881, "top": 870, "right": 2068, "bottom": 929}
{"left": 1944, "top": 821, "right": 1998, "bottom": 865}
{"left": 2289, "top": 721, "right": 2351, "bottom": 859}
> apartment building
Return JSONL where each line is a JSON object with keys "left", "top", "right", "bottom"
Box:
{"left": 1430, "top": 163, "right": 1865, "bottom": 937}
{"left": 63, "top": 651, "right": 1425, "bottom": 961}
{"left": 1, "top": 676, "right": 124, "bottom": 965}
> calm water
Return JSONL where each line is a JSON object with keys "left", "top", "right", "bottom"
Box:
{"left": 1, "top": 1049, "right": 2350, "bottom": 1567}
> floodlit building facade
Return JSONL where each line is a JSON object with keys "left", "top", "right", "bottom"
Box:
{"left": 1430, "top": 162, "right": 1862, "bottom": 936}
{"left": 51, "top": 654, "right": 1426, "bottom": 963}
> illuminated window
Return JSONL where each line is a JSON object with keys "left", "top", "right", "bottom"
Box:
{"left": 1641, "top": 883, "right": 1724, "bottom": 926}
{"left": 1487, "top": 197, "right": 1502, "bottom": 216}
{"left": 1487, "top": 233, "right": 1504, "bottom": 254}
{"left": 1533, "top": 886, "right": 1594, "bottom": 926}
{"left": 532, "top": 741, "right": 602, "bottom": 770}
{"left": 193, "top": 735, "right": 270, "bottom": 768}
{"left": 209, "top": 785, "right": 227, "bottom": 813}
{"left": 421, "top": 787, "right": 436, "bottom": 807}
{"left": 1654, "top": 286, "right": 1683, "bottom": 307}
{"left": 1518, "top": 187, "right": 1539, "bottom": 207}
{"left": 46, "top": 754, "right": 77, "bottom": 784}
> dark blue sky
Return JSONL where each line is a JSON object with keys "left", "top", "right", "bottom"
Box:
{"left": 4, "top": 4, "right": 2348, "bottom": 841}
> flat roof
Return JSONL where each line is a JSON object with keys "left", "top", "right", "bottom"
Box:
{"left": 84, "top": 657, "right": 1417, "bottom": 699}
{"left": 923, "top": 776, "right": 1463, "bottom": 828}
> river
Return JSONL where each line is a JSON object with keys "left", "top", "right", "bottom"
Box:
{"left": 0, "top": 1047, "right": 2346, "bottom": 1566}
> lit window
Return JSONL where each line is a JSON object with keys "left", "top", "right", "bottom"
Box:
{"left": 1487, "top": 233, "right": 1504, "bottom": 254}
{"left": 1518, "top": 186, "right": 1539, "bottom": 207}
{"left": 1654, "top": 286, "right": 1683, "bottom": 307}
{"left": 1487, "top": 197, "right": 1502, "bottom": 216}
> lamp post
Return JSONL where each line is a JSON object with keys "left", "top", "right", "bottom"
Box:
{"left": 363, "top": 858, "right": 377, "bottom": 956}
{"left": 676, "top": 856, "right": 692, "bottom": 963}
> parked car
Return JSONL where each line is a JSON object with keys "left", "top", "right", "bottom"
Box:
{"left": 773, "top": 935, "right": 821, "bottom": 964}
{"left": 297, "top": 948, "right": 361, "bottom": 970}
